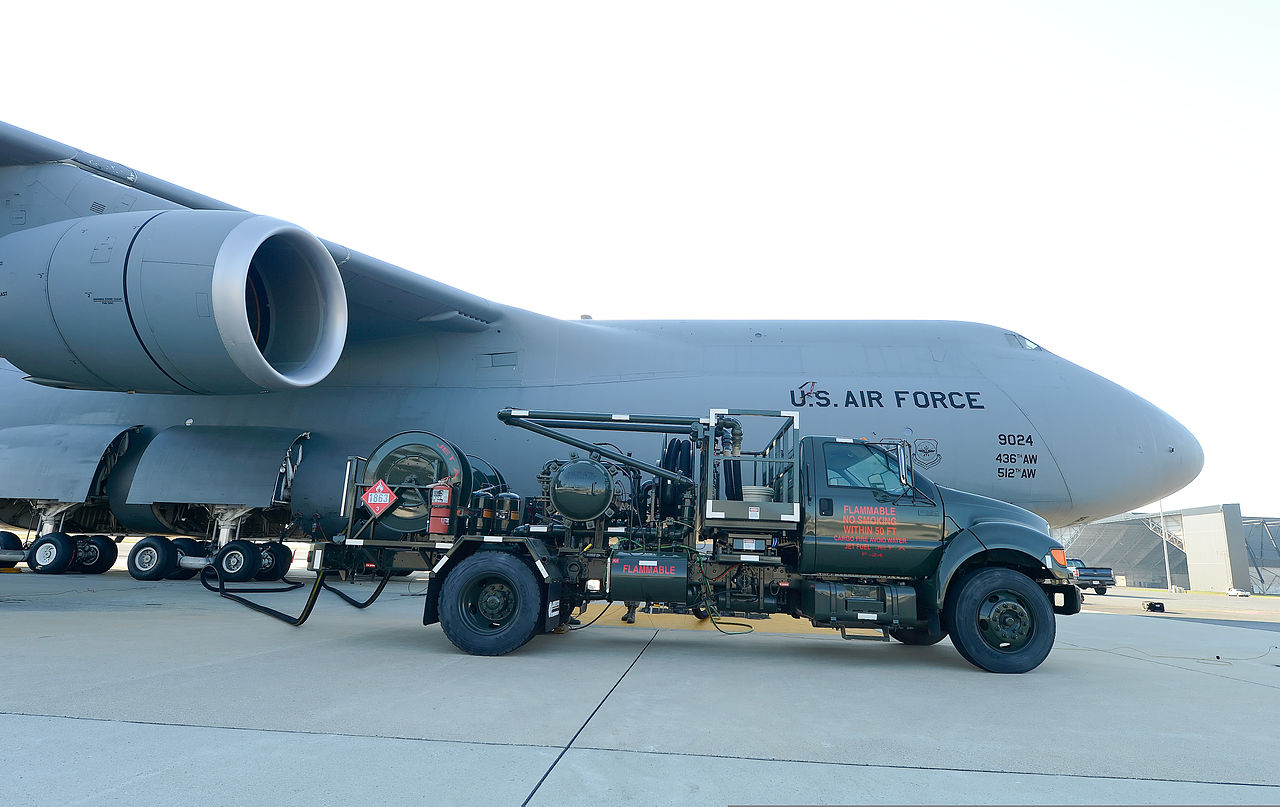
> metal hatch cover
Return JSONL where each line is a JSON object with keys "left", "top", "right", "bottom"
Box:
{"left": 0, "top": 424, "right": 138, "bottom": 501}
{"left": 125, "top": 426, "right": 307, "bottom": 507}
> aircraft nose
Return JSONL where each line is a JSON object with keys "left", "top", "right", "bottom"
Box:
{"left": 1063, "top": 378, "right": 1203, "bottom": 518}
{"left": 1011, "top": 355, "right": 1204, "bottom": 523}
{"left": 1152, "top": 406, "right": 1203, "bottom": 500}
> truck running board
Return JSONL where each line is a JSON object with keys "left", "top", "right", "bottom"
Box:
{"left": 839, "top": 626, "right": 890, "bottom": 642}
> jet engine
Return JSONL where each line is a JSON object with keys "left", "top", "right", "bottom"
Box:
{"left": 0, "top": 209, "right": 347, "bottom": 394}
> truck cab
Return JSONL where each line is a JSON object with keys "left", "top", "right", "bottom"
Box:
{"left": 802, "top": 436, "right": 943, "bottom": 578}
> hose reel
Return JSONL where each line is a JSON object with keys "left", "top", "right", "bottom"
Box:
{"left": 362, "top": 431, "right": 473, "bottom": 533}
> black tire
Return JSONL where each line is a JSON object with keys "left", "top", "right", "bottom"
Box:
{"left": 439, "top": 551, "right": 543, "bottom": 655}
{"left": 1093, "top": 586, "right": 1107, "bottom": 596}
{"left": 75, "top": 535, "right": 118, "bottom": 574}
{"left": 255, "top": 543, "right": 293, "bottom": 581}
{"left": 691, "top": 605, "right": 711, "bottom": 620}
{"left": 888, "top": 625, "right": 948, "bottom": 646}
{"left": 214, "top": 540, "right": 262, "bottom": 583}
{"left": 168, "top": 538, "right": 206, "bottom": 580}
{"left": 28, "top": 532, "right": 77, "bottom": 574}
{"left": 128, "top": 536, "right": 177, "bottom": 581}
{"left": 0, "top": 531, "right": 22, "bottom": 569}
{"left": 944, "top": 567, "right": 1055, "bottom": 674}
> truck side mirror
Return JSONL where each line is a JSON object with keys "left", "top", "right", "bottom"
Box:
{"left": 896, "top": 442, "right": 912, "bottom": 491}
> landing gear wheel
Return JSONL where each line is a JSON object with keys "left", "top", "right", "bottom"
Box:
{"left": 1093, "top": 586, "right": 1107, "bottom": 596}
{"left": 214, "top": 540, "right": 261, "bottom": 583}
{"left": 439, "top": 551, "right": 542, "bottom": 655}
{"left": 28, "top": 532, "right": 77, "bottom": 574}
{"left": 129, "top": 536, "right": 178, "bottom": 581}
{"left": 691, "top": 605, "right": 711, "bottom": 620}
{"left": 888, "top": 625, "right": 948, "bottom": 646}
{"left": 255, "top": 543, "right": 293, "bottom": 581}
{"left": 945, "top": 568, "right": 1055, "bottom": 674}
{"left": 168, "top": 538, "right": 207, "bottom": 580}
{"left": 73, "top": 535, "right": 118, "bottom": 574}
{"left": 1, "top": 531, "right": 23, "bottom": 569}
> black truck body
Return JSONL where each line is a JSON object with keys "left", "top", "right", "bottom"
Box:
{"left": 319, "top": 408, "right": 1081, "bottom": 673}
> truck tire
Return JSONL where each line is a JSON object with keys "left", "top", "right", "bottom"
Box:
{"left": 214, "top": 540, "right": 262, "bottom": 583}
{"left": 28, "top": 532, "right": 77, "bottom": 574}
{"left": 129, "top": 536, "right": 177, "bottom": 581}
{"left": 944, "top": 567, "right": 1055, "bottom": 674}
{"left": 168, "top": 538, "right": 206, "bottom": 580}
{"left": 1, "top": 531, "right": 23, "bottom": 569}
{"left": 888, "top": 626, "right": 947, "bottom": 646}
{"left": 439, "top": 551, "right": 543, "bottom": 656}
{"left": 1093, "top": 586, "right": 1107, "bottom": 596}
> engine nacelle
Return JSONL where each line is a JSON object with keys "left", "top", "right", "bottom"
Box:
{"left": 0, "top": 210, "right": 347, "bottom": 394}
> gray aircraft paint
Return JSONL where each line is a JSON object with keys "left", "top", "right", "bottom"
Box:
{"left": 0, "top": 121, "right": 1202, "bottom": 533}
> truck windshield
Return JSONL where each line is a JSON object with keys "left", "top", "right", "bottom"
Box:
{"left": 823, "top": 443, "right": 906, "bottom": 496}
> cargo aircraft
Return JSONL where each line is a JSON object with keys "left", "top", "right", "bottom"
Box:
{"left": 0, "top": 121, "right": 1202, "bottom": 577}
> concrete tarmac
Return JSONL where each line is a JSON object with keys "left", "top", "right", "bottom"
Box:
{"left": 1, "top": 565, "right": 1277, "bottom": 806}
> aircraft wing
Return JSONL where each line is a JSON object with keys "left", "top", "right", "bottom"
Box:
{"left": 0, "top": 121, "right": 500, "bottom": 339}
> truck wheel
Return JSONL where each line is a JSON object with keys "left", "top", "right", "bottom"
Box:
{"left": 1093, "top": 586, "right": 1107, "bottom": 596}
{"left": 439, "top": 551, "right": 543, "bottom": 656}
{"left": 129, "top": 536, "right": 177, "bottom": 581}
{"left": 1, "top": 531, "right": 23, "bottom": 569}
{"left": 944, "top": 568, "right": 1055, "bottom": 674}
{"left": 214, "top": 540, "right": 262, "bottom": 583}
{"left": 77, "top": 535, "right": 118, "bottom": 574}
{"left": 888, "top": 626, "right": 947, "bottom": 646}
{"left": 28, "top": 532, "right": 77, "bottom": 574}
{"left": 167, "top": 538, "right": 206, "bottom": 580}
{"left": 255, "top": 543, "right": 293, "bottom": 581}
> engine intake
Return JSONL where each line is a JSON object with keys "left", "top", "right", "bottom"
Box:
{"left": 0, "top": 210, "right": 348, "bottom": 394}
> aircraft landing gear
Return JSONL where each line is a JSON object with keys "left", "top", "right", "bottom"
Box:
{"left": 168, "top": 538, "right": 208, "bottom": 580}
{"left": 255, "top": 542, "right": 293, "bottom": 581}
{"left": 0, "top": 531, "right": 24, "bottom": 569}
{"left": 213, "top": 540, "right": 262, "bottom": 583}
{"left": 129, "top": 536, "right": 178, "bottom": 580}
{"left": 69, "top": 535, "right": 118, "bottom": 574}
{"left": 27, "top": 532, "right": 77, "bottom": 574}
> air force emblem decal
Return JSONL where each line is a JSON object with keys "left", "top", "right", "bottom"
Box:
{"left": 914, "top": 438, "right": 941, "bottom": 469}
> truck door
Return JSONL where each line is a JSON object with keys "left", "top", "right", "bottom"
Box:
{"left": 802, "top": 439, "right": 944, "bottom": 577}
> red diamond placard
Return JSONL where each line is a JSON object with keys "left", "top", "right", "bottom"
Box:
{"left": 362, "top": 479, "right": 397, "bottom": 518}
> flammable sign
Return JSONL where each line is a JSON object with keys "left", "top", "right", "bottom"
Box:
{"left": 362, "top": 479, "right": 397, "bottom": 518}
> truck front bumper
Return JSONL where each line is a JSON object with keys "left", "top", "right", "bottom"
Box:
{"left": 1044, "top": 583, "right": 1083, "bottom": 616}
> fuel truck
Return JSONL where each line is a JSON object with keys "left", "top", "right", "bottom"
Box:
{"left": 316, "top": 408, "right": 1082, "bottom": 674}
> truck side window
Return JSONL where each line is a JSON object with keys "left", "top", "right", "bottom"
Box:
{"left": 822, "top": 443, "right": 906, "bottom": 496}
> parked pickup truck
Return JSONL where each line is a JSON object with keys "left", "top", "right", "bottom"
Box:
{"left": 1068, "top": 558, "right": 1116, "bottom": 595}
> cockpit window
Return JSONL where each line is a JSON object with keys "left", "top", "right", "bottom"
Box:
{"left": 1005, "top": 332, "right": 1042, "bottom": 351}
{"left": 823, "top": 442, "right": 906, "bottom": 495}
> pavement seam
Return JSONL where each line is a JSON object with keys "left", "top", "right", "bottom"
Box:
{"left": 565, "top": 744, "right": 1280, "bottom": 790}
{"left": 522, "top": 628, "right": 660, "bottom": 806}
{"left": 0, "top": 711, "right": 554, "bottom": 751}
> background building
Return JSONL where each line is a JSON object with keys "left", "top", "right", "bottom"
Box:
{"left": 1055, "top": 505, "right": 1279, "bottom": 594}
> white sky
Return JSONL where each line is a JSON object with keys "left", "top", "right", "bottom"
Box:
{"left": 7, "top": 1, "right": 1278, "bottom": 517}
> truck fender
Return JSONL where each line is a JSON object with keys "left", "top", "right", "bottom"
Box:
{"left": 934, "top": 522, "right": 1063, "bottom": 611}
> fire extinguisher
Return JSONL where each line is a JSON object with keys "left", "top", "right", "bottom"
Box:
{"left": 428, "top": 483, "right": 453, "bottom": 535}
